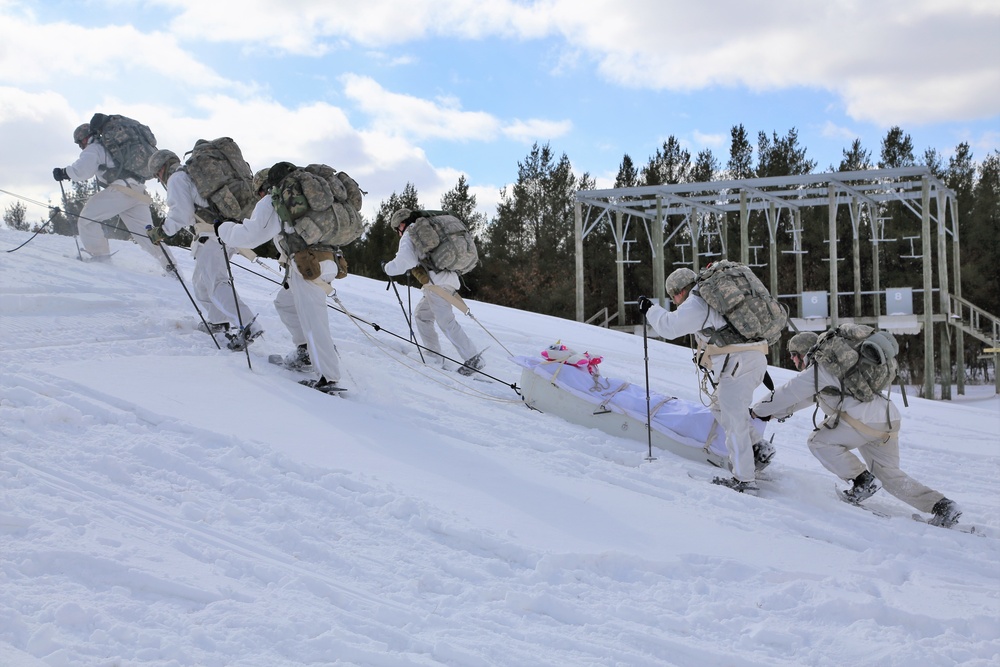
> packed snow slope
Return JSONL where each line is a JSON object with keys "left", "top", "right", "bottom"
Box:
{"left": 1, "top": 227, "right": 998, "bottom": 667}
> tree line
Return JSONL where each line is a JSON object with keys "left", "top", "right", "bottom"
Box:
{"left": 7, "top": 125, "right": 998, "bottom": 382}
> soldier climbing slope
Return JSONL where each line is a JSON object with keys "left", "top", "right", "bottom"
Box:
{"left": 751, "top": 330, "right": 961, "bottom": 527}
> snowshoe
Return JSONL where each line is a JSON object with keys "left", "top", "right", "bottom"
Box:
{"left": 198, "top": 321, "right": 230, "bottom": 335}
{"left": 457, "top": 352, "right": 485, "bottom": 377}
{"left": 838, "top": 470, "right": 880, "bottom": 505}
{"left": 299, "top": 377, "right": 347, "bottom": 395}
{"left": 226, "top": 319, "right": 263, "bottom": 351}
{"left": 927, "top": 497, "right": 962, "bottom": 528}
{"left": 711, "top": 476, "right": 759, "bottom": 494}
{"left": 753, "top": 437, "right": 776, "bottom": 473}
{"left": 270, "top": 344, "right": 312, "bottom": 372}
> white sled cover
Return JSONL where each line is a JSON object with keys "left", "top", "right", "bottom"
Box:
{"left": 513, "top": 355, "right": 766, "bottom": 467}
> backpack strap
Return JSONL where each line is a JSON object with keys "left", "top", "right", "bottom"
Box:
{"left": 839, "top": 411, "right": 897, "bottom": 443}
{"left": 424, "top": 284, "right": 470, "bottom": 315}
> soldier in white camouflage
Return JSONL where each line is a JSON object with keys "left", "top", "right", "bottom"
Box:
{"left": 638, "top": 267, "right": 770, "bottom": 493}
{"left": 751, "top": 331, "right": 961, "bottom": 527}
{"left": 52, "top": 123, "right": 168, "bottom": 269}
{"left": 147, "top": 149, "right": 262, "bottom": 350}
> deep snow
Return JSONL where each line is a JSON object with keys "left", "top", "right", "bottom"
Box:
{"left": 1, "top": 227, "right": 998, "bottom": 667}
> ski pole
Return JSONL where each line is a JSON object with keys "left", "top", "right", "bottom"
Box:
{"left": 150, "top": 232, "right": 221, "bottom": 350}
{"left": 387, "top": 276, "right": 425, "bottom": 364}
{"left": 57, "top": 181, "right": 84, "bottom": 260}
{"left": 229, "top": 260, "right": 525, "bottom": 389}
{"left": 642, "top": 313, "right": 656, "bottom": 462}
{"left": 219, "top": 237, "right": 252, "bottom": 369}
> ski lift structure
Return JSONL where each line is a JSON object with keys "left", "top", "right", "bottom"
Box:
{"left": 574, "top": 166, "right": 1000, "bottom": 400}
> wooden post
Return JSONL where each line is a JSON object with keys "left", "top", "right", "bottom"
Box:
{"left": 828, "top": 186, "right": 839, "bottom": 326}
{"left": 872, "top": 202, "right": 882, "bottom": 318}
{"left": 690, "top": 213, "right": 701, "bottom": 273}
{"left": 986, "top": 349, "right": 1000, "bottom": 394}
{"left": 768, "top": 203, "right": 780, "bottom": 359}
{"left": 575, "top": 200, "right": 584, "bottom": 322}
{"left": 652, "top": 197, "right": 665, "bottom": 307}
{"left": 740, "top": 190, "right": 749, "bottom": 266}
{"left": 921, "top": 177, "right": 935, "bottom": 399}
{"left": 767, "top": 203, "right": 779, "bottom": 300}
{"left": 851, "top": 198, "right": 862, "bottom": 317}
{"left": 616, "top": 210, "right": 626, "bottom": 326}
{"left": 936, "top": 190, "right": 952, "bottom": 400}
{"left": 951, "top": 197, "right": 965, "bottom": 396}
{"left": 794, "top": 209, "right": 804, "bottom": 309}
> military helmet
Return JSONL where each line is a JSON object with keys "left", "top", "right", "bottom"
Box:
{"left": 390, "top": 208, "right": 413, "bottom": 230}
{"left": 147, "top": 149, "right": 180, "bottom": 179}
{"left": 73, "top": 123, "right": 92, "bottom": 145}
{"left": 665, "top": 267, "right": 698, "bottom": 298}
{"left": 252, "top": 168, "right": 270, "bottom": 195}
{"left": 788, "top": 331, "right": 819, "bottom": 357}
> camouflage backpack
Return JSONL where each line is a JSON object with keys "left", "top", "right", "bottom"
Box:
{"left": 695, "top": 260, "right": 787, "bottom": 345}
{"left": 406, "top": 210, "right": 479, "bottom": 275}
{"left": 270, "top": 162, "right": 365, "bottom": 255}
{"left": 812, "top": 323, "right": 899, "bottom": 402}
{"left": 183, "top": 138, "right": 255, "bottom": 221}
{"left": 88, "top": 113, "right": 157, "bottom": 182}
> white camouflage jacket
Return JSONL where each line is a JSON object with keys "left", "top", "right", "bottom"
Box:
{"left": 752, "top": 362, "right": 901, "bottom": 432}
{"left": 65, "top": 141, "right": 140, "bottom": 188}
{"left": 162, "top": 170, "right": 210, "bottom": 237}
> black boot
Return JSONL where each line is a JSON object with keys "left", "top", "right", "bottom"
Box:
{"left": 929, "top": 498, "right": 961, "bottom": 527}
{"left": 840, "top": 470, "right": 880, "bottom": 504}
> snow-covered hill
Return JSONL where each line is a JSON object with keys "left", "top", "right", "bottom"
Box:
{"left": 1, "top": 228, "right": 998, "bottom": 667}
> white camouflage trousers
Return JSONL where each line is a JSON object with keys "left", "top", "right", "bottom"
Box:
{"left": 414, "top": 287, "right": 477, "bottom": 365}
{"left": 77, "top": 185, "right": 168, "bottom": 269}
{"left": 710, "top": 350, "right": 767, "bottom": 482}
{"left": 192, "top": 235, "right": 255, "bottom": 327}
{"left": 808, "top": 425, "right": 945, "bottom": 513}
{"left": 274, "top": 258, "right": 341, "bottom": 383}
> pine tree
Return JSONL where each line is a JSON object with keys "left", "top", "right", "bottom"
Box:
{"left": 690, "top": 149, "right": 719, "bottom": 183}
{"left": 838, "top": 139, "right": 872, "bottom": 172}
{"left": 3, "top": 201, "right": 29, "bottom": 231}
{"left": 478, "top": 143, "right": 578, "bottom": 317}
{"left": 615, "top": 154, "right": 639, "bottom": 188}
{"left": 727, "top": 124, "right": 754, "bottom": 180}
{"left": 755, "top": 128, "right": 815, "bottom": 177}
{"left": 965, "top": 150, "right": 1000, "bottom": 316}
{"left": 440, "top": 175, "right": 486, "bottom": 237}
{"left": 642, "top": 136, "right": 690, "bottom": 185}
{"left": 878, "top": 126, "right": 915, "bottom": 169}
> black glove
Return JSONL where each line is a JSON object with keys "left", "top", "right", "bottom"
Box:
{"left": 52, "top": 167, "right": 69, "bottom": 182}
{"left": 750, "top": 408, "right": 771, "bottom": 422}
{"left": 637, "top": 295, "right": 653, "bottom": 316}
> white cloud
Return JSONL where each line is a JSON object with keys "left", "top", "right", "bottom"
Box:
{"left": 502, "top": 118, "right": 573, "bottom": 144}
{"left": 546, "top": 0, "right": 1000, "bottom": 126}
{"left": 155, "top": 0, "right": 551, "bottom": 51}
{"left": 820, "top": 121, "right": 857, "bottom": 143}
{"left": 341, "top": 74, "right": 501, "bottom": 141}
{"left": 692, "top": 130, "right": 726, "bottom": 151}
{"left": 0, "top": 13, "right": 230, "bottom": 90}
{"left": 150, "top": 0, "right": 1000, "bottom": 126}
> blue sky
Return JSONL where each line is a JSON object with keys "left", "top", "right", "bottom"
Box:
{"left": 1, "top": 0, "right": 998, "bottom": 223}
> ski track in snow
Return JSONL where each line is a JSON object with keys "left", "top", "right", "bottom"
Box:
{"left": 1, "top": 229, "right": 999, "bottom": 667}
